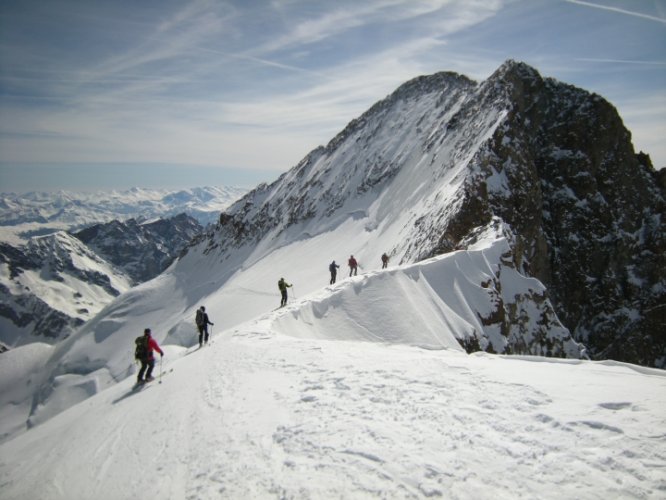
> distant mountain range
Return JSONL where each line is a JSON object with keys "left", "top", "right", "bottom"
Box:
{"left": 0, "top": 186, "right": 247, "bottom": 347}
{"left": 0, "top": 186, "right": 247, "bottom": 241}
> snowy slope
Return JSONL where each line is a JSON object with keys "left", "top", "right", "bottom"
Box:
{"left": 0, "top": 275, "right": 664, "bottom": 499}
{"left": 0, "top": 62, "right": 596, "bottom": 443}
{"left": 0, "top": 231, "right": 132, "bottom": 347}
{"left": 0, "top": 226, "right": 581, "bottom": 443}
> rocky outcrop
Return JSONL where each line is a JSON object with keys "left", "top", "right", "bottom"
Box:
{"left": 74, "top": 213, "right": 202, "bottom": 284}
{"left": 451, "top": 61, "right": 665, "bottom": 367}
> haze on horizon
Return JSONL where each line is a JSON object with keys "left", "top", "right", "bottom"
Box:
{"left": 1, "top": 0, "right": 664, "bottom": 193}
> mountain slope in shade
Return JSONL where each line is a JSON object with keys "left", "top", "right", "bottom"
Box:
{"left": 0, "top": 186, "right": 246, "bottom": 347}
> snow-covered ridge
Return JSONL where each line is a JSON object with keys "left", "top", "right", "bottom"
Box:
{"left": 0, "top": 263, "right": 664, "bottom": 498}
{"left": 0, "top": 229, "right": 582, "bottom": 445}
{"left": 270, "top": 235, "right": 582, "bottom": 358}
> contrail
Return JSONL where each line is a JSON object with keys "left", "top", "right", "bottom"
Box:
{"left": 565, "top": 0, "right": 666, "bottom": 24}
{"left": 575, "top": 58, "right": 666, "bottom": 66}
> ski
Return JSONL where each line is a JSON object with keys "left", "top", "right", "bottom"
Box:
{"left": 133, "top": 367, "right": 173, "bottom": 388}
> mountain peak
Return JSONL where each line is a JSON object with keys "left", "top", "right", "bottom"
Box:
{"left": 207, "top": 60, "right": 664, "bottom": 368}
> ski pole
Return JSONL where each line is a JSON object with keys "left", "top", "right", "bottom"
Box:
{"left": 159, "top": 356, "right": 163, "bottom": 384}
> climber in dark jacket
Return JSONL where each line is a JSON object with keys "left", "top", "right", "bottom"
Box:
{"left": 329, "top": 261, "right": 340, "bottom": 284}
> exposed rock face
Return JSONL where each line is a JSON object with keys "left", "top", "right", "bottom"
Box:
{"left": 197, "top": 60, "right": 663, "bottom": 367}
{"left": 74, "top": 213, "right": 202, "bottom": 284}
{"left": 444, "top": 62, "right": 665, "bottom": 368}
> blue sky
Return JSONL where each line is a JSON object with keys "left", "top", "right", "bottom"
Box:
{"left": 0, "top": 0, "right": 664, "bottom": 192}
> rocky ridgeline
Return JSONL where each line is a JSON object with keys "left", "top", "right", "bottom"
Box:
{"left": 204, "top": 60, "right": 664, "bottom": 367}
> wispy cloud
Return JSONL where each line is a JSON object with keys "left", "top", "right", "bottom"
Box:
{"left": 1, "top": 0, "right": 664, "bottom": 184}
{"left": 574, "top": 58, "right": 666, "bottom": 65}
{"left": 565, "top": 0, "right": 666, "bottom": 24}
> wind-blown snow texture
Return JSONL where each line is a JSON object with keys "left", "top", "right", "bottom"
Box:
{"left": 0, "top": 60, "right": 664, "bottom": 498}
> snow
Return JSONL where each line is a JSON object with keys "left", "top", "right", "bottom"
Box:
{"left": 0, "top": 228, "right": 664, "bottom": 498}
{"left": 1, "top": 69, "right": 665, "bottom": 497}
{"left": 0, "top": 322, "right": 664, "bottom": 499}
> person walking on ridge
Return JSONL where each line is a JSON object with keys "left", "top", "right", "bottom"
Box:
{"left": 329, "top": 261, "right": 340, "bottom": 284}
{"left": 381, "top": 253, "right": 389, "bottom": 269}
{"left": 195, "top": 306, "right": 214, "bottom": 347}
{"left": 278, "top": 277, "right": 292, "bottom": 307}
{"left": 136, "top": 328, "right": 164, "bottom": 384}
{"left": 348, "top": 255, "right": 358, "bottom": 276}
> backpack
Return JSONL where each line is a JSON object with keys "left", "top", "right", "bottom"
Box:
{"left": 195, "top": 309, "right": 204, "bottom": 327}
{"left": 134, "top": 336, "right": 148, "bottom": 361}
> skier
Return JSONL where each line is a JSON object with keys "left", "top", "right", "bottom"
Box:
{"left": 278, "top": 277, "right": 292, "bottom": 307}
{"left": 381, "top": 253, "right": 389, "bottom": 269}
{"left": 195, "top": 306, "right": 214, "bottom": 347}
{"left": 348, "top": 255, "right": 358, "bottom": 276}
{"left": 136, "top": 328, "right": 164, "bottom": 385}
{"left": 329, "top": 260, "right": 340, "bottom": 284}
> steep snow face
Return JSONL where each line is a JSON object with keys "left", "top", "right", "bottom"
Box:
{"left": 202, "top": 59, "right": 665, "bottom": 366}
{"left": 0, "top": 232, "right": 132, "bottom": 347}
{"left": 209, "top": 71, "right": 484, "bottom": 260}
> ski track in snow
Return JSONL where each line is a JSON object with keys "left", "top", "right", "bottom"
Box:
{"left": 2, "top": 327, "right": 664, "bottom": 500}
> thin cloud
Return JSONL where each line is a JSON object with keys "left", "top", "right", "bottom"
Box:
{"left": 575, "top": 58, "right": 666, "bottom": 66}
{"left": 565, "top": 0, "right": 666, "bottom": 24}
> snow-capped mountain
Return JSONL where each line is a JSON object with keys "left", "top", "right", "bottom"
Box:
{"left": 0, "top": 232, "right": 132, "bottom": 347}
{"left": 73, "top": 213, "right": 202, "bottom": 284}
{"left": 0, "top": 185, "right": 247, "bottom": 245}
{"left": 1, "top": 59, "right": 664, "bottom": 472}
{"left": 0, "top": 187, "right": 245, "bottom": 347}
{"left": 200, "top": 60, "right": 664, "bottom": 366}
